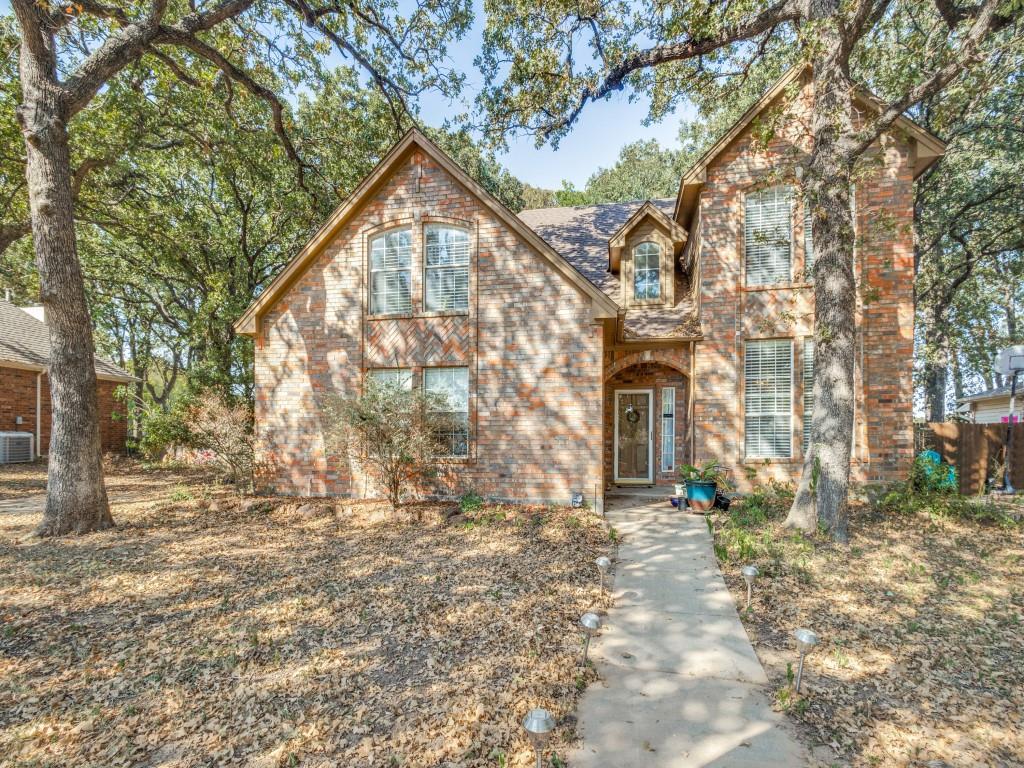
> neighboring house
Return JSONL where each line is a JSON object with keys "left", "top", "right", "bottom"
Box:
{"left": 0, "top": 299, "right": 133, "bottom": 457}
{"left": 237, "top": 67, "right": 944, "bottom": 506}
{"left": 958, "top": 384, "right": 1024, "bottom": 423}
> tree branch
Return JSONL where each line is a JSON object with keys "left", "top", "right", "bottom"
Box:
{"left": 850, "top": 0, "right": 1018, "bottom": 158}
{"left": 538, "top": 0, "right": 802, "bottom": 139}
{"left": 152, "top": 31, "right": 312, "bottom": 194}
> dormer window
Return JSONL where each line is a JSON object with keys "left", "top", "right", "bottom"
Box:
{"left": 633, "top": 242, "right": 661, "bottom": 300}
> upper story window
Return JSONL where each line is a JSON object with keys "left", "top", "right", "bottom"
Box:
{"left": 745, "top": 186, "right": 792, "bottom": 286}
{"left": 424, "top": 225, "right": 470, "bottom": 312}
{"left": 633, "top": 242, "right": 661, "bottom": 300}
{"left": 369, "top": 228, "right": 412, "bottom": 314}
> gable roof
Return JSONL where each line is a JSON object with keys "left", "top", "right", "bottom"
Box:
{"left": 673, "top": 66, "right": 947, "bottom": 226}
{"left": 517, "top": 198, "right": 677, "bottom": 301}
{"left": 234, "top": 128, "right": 619, "bottom": 335}
{"left": 0, "top": 299, "right": 135, "bottom": 381}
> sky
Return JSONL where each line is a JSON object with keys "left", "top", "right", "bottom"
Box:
{"left": 411, "top": 3, "right": 692, "bottom": 189}
{"left": 0, "top": 0, "right": 692, "bottom": 189}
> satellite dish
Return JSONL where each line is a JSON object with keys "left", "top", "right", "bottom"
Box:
{"left": 995, "top": 346, "right": 1024, "bottom": 377}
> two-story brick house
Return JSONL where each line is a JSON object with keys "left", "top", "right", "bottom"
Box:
{"left": 236, "top": 67, "right": 944, "bottom": 508}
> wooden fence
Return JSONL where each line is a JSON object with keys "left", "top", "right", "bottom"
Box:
{"left": 916, "top": 422, "right": 1024, "bottom": 495}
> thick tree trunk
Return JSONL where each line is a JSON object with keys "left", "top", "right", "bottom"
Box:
{"left": 786, "top": 16, "right": 856, "bottom": 543}
{"left": 16, "top": 28, "right": 112, "bottom": 535}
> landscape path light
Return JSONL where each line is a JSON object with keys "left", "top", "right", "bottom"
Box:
{"left": 579, "top": 611, "right": 601, "bottom": 663}
{"left": 793, "top": 628, "right": 819, "bottom": 693}
{"left": 522, "top": 707, "right": 556, "bottom": 768}
{"left": 595, "top": 556, "right": 611, "bottom": 593}
{"left": 741, "top": 564, "right": 759, "bottom": 610}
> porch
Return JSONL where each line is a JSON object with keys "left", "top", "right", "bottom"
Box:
{"left": 603, "top": 356, "right": 691, "bottom": 489}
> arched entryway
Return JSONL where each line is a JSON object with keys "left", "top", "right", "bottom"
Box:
{"left": 604, "top": 362, "right": 690, "bottom": 488}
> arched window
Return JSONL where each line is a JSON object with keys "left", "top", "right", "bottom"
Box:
{"left": 633, "top": 242, "right": 661, "bottom": 300}
{"left": 424, "top": 225, "right": 470, "bottom": 311}
{"left": 745, "top": 185, "right": 793, "bottom": 286}
{"left": 369, "top": 228, "right": 412, "bottom": 314}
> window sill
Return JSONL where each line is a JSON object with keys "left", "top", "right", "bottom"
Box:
{"left": 742, "top": 456, "right": 802, "bottom": 465}
{"left": 419, "top": 309, "right": 470, "bottom": 319}
{"left": 742, "top": 282, "right": 813, "bottom": 292}
{"left": 366, "top": 310, "right": 469, "bottom": 321}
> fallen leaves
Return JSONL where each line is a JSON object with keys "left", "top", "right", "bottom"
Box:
{"left": 0, "top": 464, "right": 609, "bottom": 767}
{"left": 713, "top": 498, "right": 1024, "bottom": 767}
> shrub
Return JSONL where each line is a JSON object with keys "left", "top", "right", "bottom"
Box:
{"left": 182, "top": 394, "right": 258, "bottom": 493}
{"left": 459, "top": 490, "right": 484, "bottom": 514}
{"left": 322, "top": 379, "right": 461, "bottom": 512}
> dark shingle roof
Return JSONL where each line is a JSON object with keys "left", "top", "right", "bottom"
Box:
{"left": 518, "top": 198, "right": 677, "bottom": 301}
{"left": 0, "top": 299, "right": 134, "bottom": 381}
{"left": 517, "top": 198, "right": 701, "bottom": 339}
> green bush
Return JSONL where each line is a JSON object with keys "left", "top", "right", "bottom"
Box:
{"left": 459, "top": 490, "right": 484, "bottom": 513}
{"left": 878, "top": 482, "right": 1019, "bottom": 527}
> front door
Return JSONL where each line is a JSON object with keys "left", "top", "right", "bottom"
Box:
{"left": 614, "top": 390, "right": 654, "bottom": 484}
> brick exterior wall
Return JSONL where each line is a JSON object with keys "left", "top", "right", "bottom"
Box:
{"left": 255, "top": 149, "right": 605, "bottom": 505}
{"left": 0, "top": 366, "right": 127, "bottom": 456}
{"left": 690, "top": 78, "right": 916, "bottom": 490}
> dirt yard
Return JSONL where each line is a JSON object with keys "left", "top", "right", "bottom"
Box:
{"left": 0, "top": 462, "right": 611, "bottom": 767}
{"left": 712, "top": 484, "right": 1024, "bottom": 768}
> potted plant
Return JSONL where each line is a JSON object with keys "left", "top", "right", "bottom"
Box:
{"left": 679, "top": 460, "right": 730, "bottom": 512}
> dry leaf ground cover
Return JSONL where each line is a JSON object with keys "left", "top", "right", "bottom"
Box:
{"left": 1, "top": 464, "right": 611, "bottom": 767}
{"left": 711, "top": 483, "right": 1024, "bottom": 767}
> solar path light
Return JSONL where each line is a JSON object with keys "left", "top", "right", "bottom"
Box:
{"left": 579, "top": 611, "right": 601, "bottom": 663}
{"left": 793, "top": 628, "right": 819, "bottom": 693}
{"left": 741, "top": 564, "right": 759, "bottom": 610}
{"left": 522, "top": 707, "right": 556, "bottom": 768}
{"left": 595, "top": 556, "right": 611, "bottom": 593}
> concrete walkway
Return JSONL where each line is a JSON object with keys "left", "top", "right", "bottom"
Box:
{"left": 571, "top": 494, "right": 806, "bottom": 767}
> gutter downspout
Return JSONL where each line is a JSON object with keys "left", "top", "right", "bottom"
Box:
{"left": 36, "top": 371, "right": 42, "bottom": 459}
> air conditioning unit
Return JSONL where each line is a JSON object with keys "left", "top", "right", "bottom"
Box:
{"left": 0, "top": 432, "right": 34, "bottom": 464}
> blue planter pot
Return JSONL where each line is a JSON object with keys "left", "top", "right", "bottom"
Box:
{"left": 685, "top": 479, "right": 717, "bottom": 512}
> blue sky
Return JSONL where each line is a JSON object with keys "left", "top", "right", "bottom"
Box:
{"left": 411, "top": 3, "right": 691, "bottom": 188}
{"left": 1, "top": 0, "right": 690, "bottom": 188}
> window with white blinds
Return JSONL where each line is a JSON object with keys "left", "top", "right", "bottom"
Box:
{"left": 660, "top": 387, "right": 676, "bottom": 472}
{"left": 425, "top": 225, "right": 470, "bottom": 312}
{"left": 802, "top": 340, "right": 814, "bottom": 452}
{"left": 424, "top": 367, "right": 469, "bottom": 457}
{"left": 367, "top": 368, "right": 414, "bottom": 391}
{"left": 745, "top": 339, "right": 793, "bottom": 459}
{"left": 745, "top": 186, "right": 792, "bottom": 286}
{"left": 369, "top": 228, "right": 412, "bottom": 314}
{"left": 634, "top": 242, "right": 661, "bottom": 300}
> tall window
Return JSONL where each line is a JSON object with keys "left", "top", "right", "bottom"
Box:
{"left": 660, "top": 387, "right": 676, "bottom": 473}
{"left": 745, "top": 186, "right": 792, "bottom": 286}
{"left": 425, "top": 225, "right": 470, "bottom": 312}
{"left": 745, "top": 340, "right": 793, "bottom": 459}
{"left": 633, "top": 242, "right": 661, "bottom": 300}
{"left": 367, "top": 368, "right": 414, "bottom": 391}
{"left": 369, "top": 228, "right": 412, "bottom": 314}
{"left": 424, "top": 367, "right": 469, "bottom": 457}
{"left": 802, "top": 340, "right": 814, "bottom": 452}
